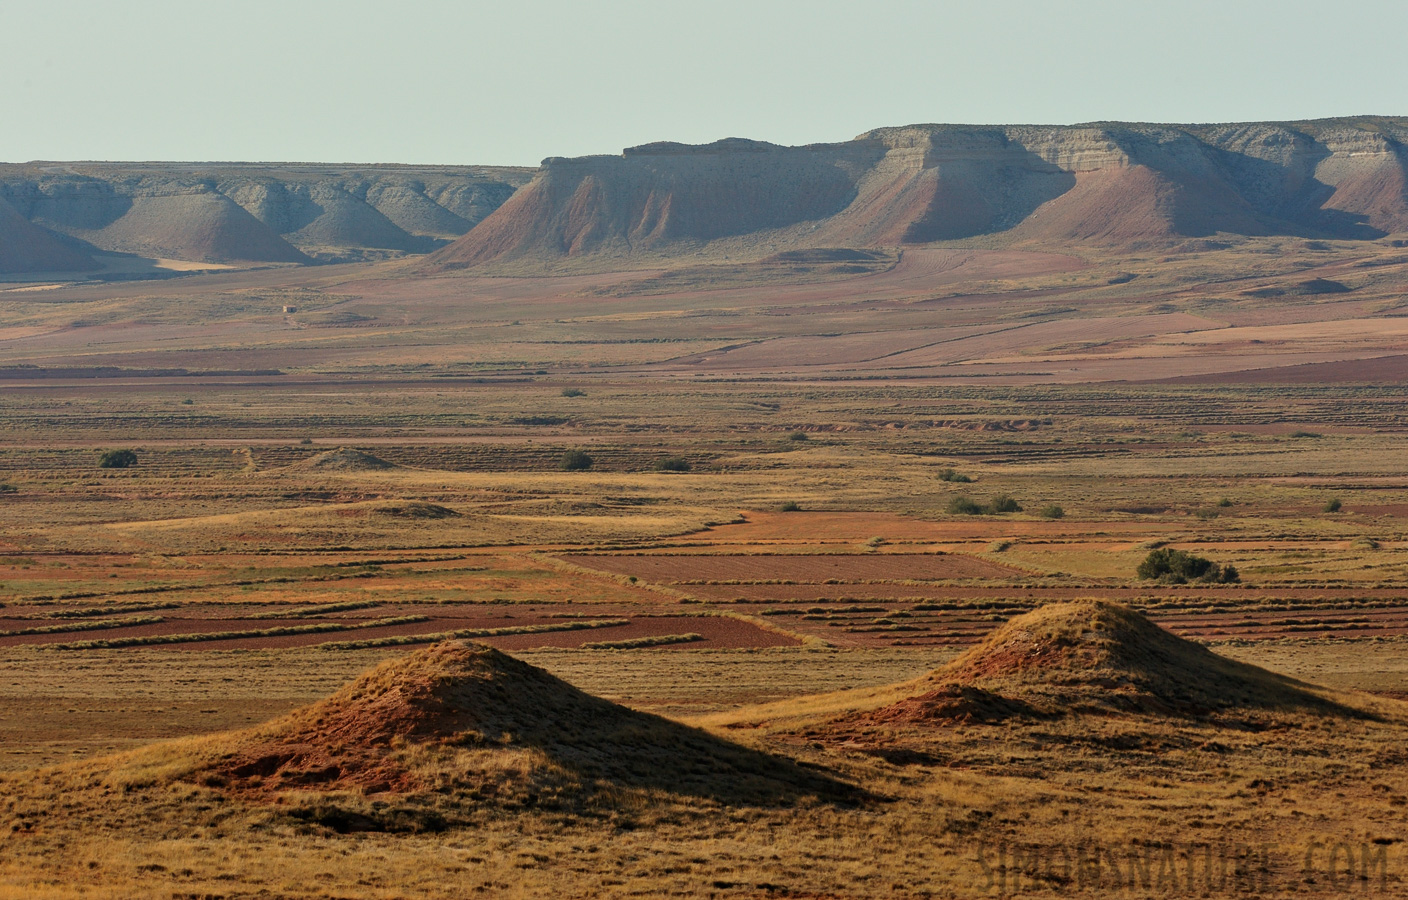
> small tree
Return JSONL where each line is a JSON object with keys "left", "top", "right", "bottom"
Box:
{"left": 654, "top": 457, "right": 691, "bottom": 472}
{"left": 1137, "top": 548, "right": 1239, "bottom": 584}
{"left": 560, "top": 450, "right": 593, "bottom": 471}
{"left": 947, "top": 496, "right": 984, "bottom": 515}
{"left": 989, "top": 494, "right": 1022, "bottom": 514}
{"left": 98, "top": 449, "right": 138, "bottom": 469}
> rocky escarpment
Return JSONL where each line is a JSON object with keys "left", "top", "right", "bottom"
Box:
{"left": 0, "top": 162, "right": 533, "bottom": 271}
{"left": 427, "top": 117, "right": 1408, "bottom": 269}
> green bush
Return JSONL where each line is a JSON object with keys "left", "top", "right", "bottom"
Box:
{"left": 654, "top": 457, "right": 691, "bottom": 472}
{"left": 0, "top": 483, "right": 16, "bottom": 494}
{"left": 1323, "top": 499, "right": 1342, "bottom": 512}
{"left": 560, "top": 450, "right": 593, "bottom": 471}
{"left": 778, "top": 501, "right": 802, "bottom": 512}
{"left": 786, "top": 431, "right": 810, "bottom": 442}
{"left": 98, "top": 449, "right": 138, "bottom": 469}
{"left": 1039, "top": 504, "right": 1065, "bottom": 519}
{"left": 989, "top": 494, "right": 1022, "bottom": 514}
{"left": 947, "top": 496, "right": 984, "bottom": 515}
{"left": 561, "top": 388, "right": 586, "bottom": 398}
{"left": 936, "top": 468, "right": 973, "bottom": 483}
{"left": 1137, "top": 548, "right": 1239, "bottom": 584}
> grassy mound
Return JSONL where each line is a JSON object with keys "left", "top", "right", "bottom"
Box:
{"left": 180, "top": 641, "right": 855, "bottom": 813}
{"left": 912, "top": 600, "right": 1361, "bottom": 718}
{"left": 297, "top": 448, "right": 398, "bottom": 471}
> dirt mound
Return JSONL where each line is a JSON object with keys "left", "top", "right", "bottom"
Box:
{"left": 193, "top": 641, "right": 853, "bottom": 809}
{"left": 1244, "top": 277, "right": 1352, "bottom": 298}
{"left": 0, "top": 197, "right": 97, "bottom": 274}
{"left": 297, "top": 448, "right": 399, "bottom": 471}
{"left": 910, "top": 600, "right": 1357, "bottom": 717}
{"left": 371, "top": 501, "right": 458, "bottom": 519}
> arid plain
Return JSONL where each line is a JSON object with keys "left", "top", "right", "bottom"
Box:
{"left": 5, "top": 125, "right": 1408, "bottom": 897}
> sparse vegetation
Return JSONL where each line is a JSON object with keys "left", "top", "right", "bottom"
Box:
{"left": 936, "top": 468, "right": 973, "bottom": 483}
{"left": 561, "top": 387, "right": 586, "bottom": 397}
{"left": 1137, "top": 548, "right": 1239, "bottom": 584}
{"left": 948, "top": 495, "right": 1021, "bottom": 515}
{"left": 777, "top": 500, "right": 802, "bottom": 512}
{"left": 785, "top": 431, "right": 809, "bottom": 441}
{"left": 1323, "top": 498, "right": 1343, "bottom": 512}
{"left": 1038, "top": 504, "right": 1065, "bottom": 519}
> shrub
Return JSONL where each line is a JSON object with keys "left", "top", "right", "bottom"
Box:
{"left": 786, "top": 431, "right": 809, "bottom": 442}
{"left": 0, "top": 483, "right": 16, "bottom": 494}
{"left": 947, "top": 496, "right": 984, "bottom": 515}
{"left": 299, "top": 437, "right": 313, "bottom": 445}
{"left": 1039, "top": 504, "right": 1065, "bottom": 519}
{"left": 989, "top": 494, "right": 1022, "bottom": 514}
{"left": 654, "top": 457, "right": 691, "bottom": 472}
{"left": 560, "top": 450, "right": 593, "bottom": 471}
{"left": 1217, "top": 497, "right": 1233, "bottom": 507}
{"left": 1137, "top": 548, "right": 1239, "bottom": 584}
{"left": 1323, "top": 499, "right": 1342, "bottom": 512}
{"left": 937, "top": 468, "right": 973, "bottom": 483}
{"left": 561, "top": 388, "right": 586, "bottom": 398}
{"left": 777, "top": 501, "right": 802, "bottom": 512}
{"left": 98, "top": 449, "right": 137, "bottom": 469}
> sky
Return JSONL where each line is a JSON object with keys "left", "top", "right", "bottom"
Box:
{"left": 4, "top": 0, "right": 1407, "bottom": 166}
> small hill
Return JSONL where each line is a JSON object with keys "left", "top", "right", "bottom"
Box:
{"left": 181, "top": 642, "right": 853, "bottom": 813}
{"left": 857, "top": 600, "right": 1361, "bottom": 722}
{"left": 295, "top": 448, "right": 399, "bottom": 471}
{"left": 0, "top": 196, "right": 97, "bottom": 274}
{"left": 73, "top": 186, "right": 309, "bottom": 263}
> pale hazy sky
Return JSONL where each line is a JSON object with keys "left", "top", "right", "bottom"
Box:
{"left": 4, "top": 0, "right": 1405, "bottom": 166}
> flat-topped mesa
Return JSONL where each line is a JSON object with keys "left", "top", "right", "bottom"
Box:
{"left": 428, "top": 117, "right": 1408, "bottom": 269}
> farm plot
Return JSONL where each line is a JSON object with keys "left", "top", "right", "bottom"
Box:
{"left": 559, "top": 552, "right": 1023, "bottom": 583}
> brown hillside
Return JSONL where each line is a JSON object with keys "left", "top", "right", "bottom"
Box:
{"left": 0, "top": 196, "right": 96, "bottom": 274}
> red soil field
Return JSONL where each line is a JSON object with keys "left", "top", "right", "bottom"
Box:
{"left": 558, "top": 552, "right": 1023, "bottom": 583}
{"left": 0, "top": 611, "right": 795, "bottom": 651}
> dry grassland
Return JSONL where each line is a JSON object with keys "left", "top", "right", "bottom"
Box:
{"left": 1, "top": 239, "right": 1407, "bottom": 896}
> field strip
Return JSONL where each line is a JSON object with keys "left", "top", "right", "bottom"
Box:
{"left": 317, "top": 618, "right": 632, "bottom": 651}
{"left": 45, "top": 615, "right": 428, "bottom": 650}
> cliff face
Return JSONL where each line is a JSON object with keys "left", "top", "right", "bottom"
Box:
{"left": 0, "top": 163, "right": 533, "bottom": 272}
{"left": 428, "top": 118, "right": 1408, "bottom": 269}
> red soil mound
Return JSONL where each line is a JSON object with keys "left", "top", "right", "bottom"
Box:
{"left": 852, "top": 601, "right": 1362, "bottom": 723}
{"left": 195, "top": 641, "right": 851, "bottom": 807}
